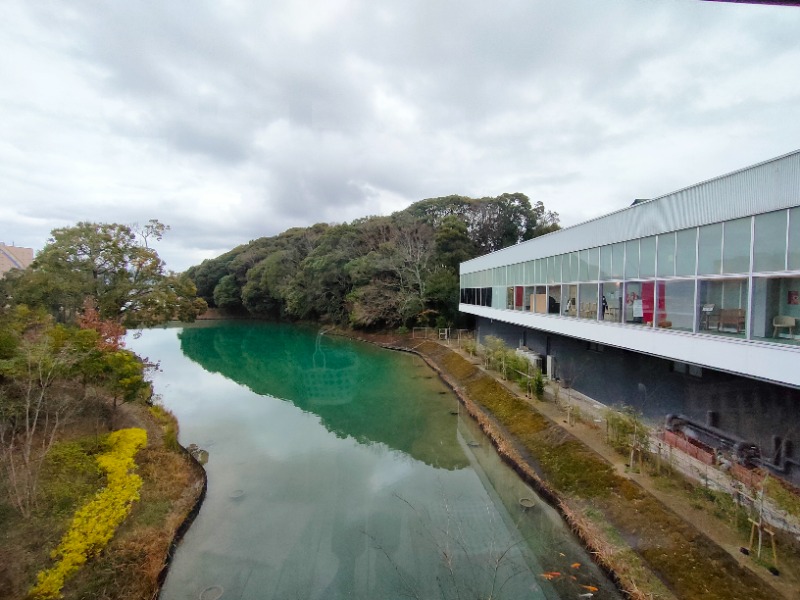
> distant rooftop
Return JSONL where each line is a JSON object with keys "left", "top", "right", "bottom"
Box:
{"left": 0, "top": 242, "right": 34, "bottom": 276}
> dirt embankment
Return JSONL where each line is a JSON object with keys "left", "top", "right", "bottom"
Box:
{"left": 343, "top": 330, "right": 797, "bottom": 600}
{"left": 103, "top": 402, "right": 208, "bottom": 598}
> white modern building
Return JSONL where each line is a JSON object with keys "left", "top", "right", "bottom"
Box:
{"left": 459, "top": 150, "right": 800, "bottom": 482}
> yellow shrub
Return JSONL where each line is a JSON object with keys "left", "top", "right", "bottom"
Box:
{"left": 30, "top": 428, "right": 147, "bottom": 599}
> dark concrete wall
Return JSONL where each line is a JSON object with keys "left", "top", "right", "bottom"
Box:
{"left": 475, "top": 316, "right": 800, "bottom": 484}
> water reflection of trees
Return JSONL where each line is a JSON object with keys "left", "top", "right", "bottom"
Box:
{"left": 178, "top": 323, "right": 468, "bottom": 470}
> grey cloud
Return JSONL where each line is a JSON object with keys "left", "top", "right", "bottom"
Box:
{"left": 3, "top": 1, "right": 800, "bottom": 271}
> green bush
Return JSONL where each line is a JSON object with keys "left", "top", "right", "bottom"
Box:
{"left": 149, "top": 404, "right": 180, "bottom": 452}
{"left": 42, "top": 439, "right": 105, "bottom": 517}
{"left": 533, "top": 370, "right": 545, "bottom": 399}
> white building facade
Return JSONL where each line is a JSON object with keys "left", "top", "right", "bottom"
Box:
{"left": 459, "top": 150, "right": 800, "bottom": 482}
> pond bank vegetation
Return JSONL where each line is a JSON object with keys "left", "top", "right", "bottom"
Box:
{"left": 0, "top": 397, "right": 204, "bottom": 600}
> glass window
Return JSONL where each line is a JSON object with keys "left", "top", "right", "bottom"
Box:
{"left": 658, "top": 280, "right": 694, "bottom": 332}
{"left": 753, "top": 211, "right": 787, "bottom": 272}
{"left": 523, "top": 286, "right": 533, "bottom": 310}
{"left": 623, "top": 281, "right": 652, "bottom": 325}
{"left": 587, "top": 247, "right": 599, "bottom": 281}
{"left": 528, "top": 285, "right": 541, "bottom": 313}
{"left": 751, "top": 276, "right": 800, "bottom": 343}
{"left": 491, "top": 287, "right": 503, "bottom": 309}
{"left": 562, "top": 284, "right": 577, "bottom": 317}
{"left": 723, "top": 217, "right": 751, "bottom": 274}
{"left": 675, "top": 228, "right": 697, "bottom": 276}
{"left": 698, "top": 223, "right": 723, "bottom": 275}
{"left": 657, "top": 233, "right": 676, "bottom": 277}
{"left": 546, "top": 256, "right": 555, "bottom": 284}
{"left": 578, "top": 283, "right": 598, "bottom": 320}
{"left": 600, "top": 282, "right": 623, "bottom": 322}
{"left": 625, "top": 240, "right": 640, "bottom": 279}
{"left": 506, "top": 263, "right": 519, "bottom": 285}
{"left": 599, "top": 246, "right": 612, "bottom": 280}
{"left": 639, "top": 236, "right": 656, "bottom": 278}
{"left": 513, "top": 285, "right": 525, "bottom": 309}
{"left": 697, "top": 278, "right": 749, "bottom": 337}
{"left": 789, "top": 207, "right": 800, "bottom": 270}
{"left": 547, "top": 285, "right": 561, "bottom": 314}
{"left": 568, "top": 252, "right": 579, "bottom": 282}
{"left": 579, "top": 249, "right": 589, "bottom": 281}
{"left": 611, "top": 243, "right": 624, "bottom": 279}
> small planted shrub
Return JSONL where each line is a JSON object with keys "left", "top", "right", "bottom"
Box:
{"left": 533, "top": 369, "right": 545, "bottom": 399}
{"left": 149, "top": 404, "right": 180, "bottom": 451}
{"left": 462, "top": 339, "right": 477, "bottom": 356}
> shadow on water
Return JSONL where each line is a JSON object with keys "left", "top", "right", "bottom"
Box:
{"left": 178, "top": 321, "right": 469, "bottom": 470}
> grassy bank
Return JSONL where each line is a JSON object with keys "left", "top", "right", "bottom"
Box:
{"left": 411, "top": 339, "right": 782, "bottom": 600}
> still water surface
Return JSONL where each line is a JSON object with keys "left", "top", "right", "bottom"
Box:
{"left": 129, "top": 322, "right": 620, "bottom": 600}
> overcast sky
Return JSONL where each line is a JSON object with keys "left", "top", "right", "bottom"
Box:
{"left": 2, "top": 1, "right": 799, "bottom": 271}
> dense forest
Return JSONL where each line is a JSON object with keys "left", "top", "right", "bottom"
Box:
{"left": 187, "top": 193, "right": 559, "bottom": 329}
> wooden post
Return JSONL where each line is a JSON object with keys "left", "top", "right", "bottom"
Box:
{"left": 629, "top": 421, "right": 636, "bottom": 473}
{"left": 656, "top": 442, "right": 662, "bottom": 475}
{"left": 748, "top": 518, "right": 758, "bottom": 554}
{"left": 638, "top": 438, "right": 644, "bottom": 473}
{"left": 764, "top": 526, "right": 778, "bottom": 566}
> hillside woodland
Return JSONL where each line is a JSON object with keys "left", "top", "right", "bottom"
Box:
{"left": 186, "top": 193, "right": 559, "bottom": 328}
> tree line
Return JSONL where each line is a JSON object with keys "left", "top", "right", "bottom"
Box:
{"left": 187, "top": 193, "right": 559, "bottom": 329}
{"left": 0, "top": 220, "right": 206, "bottom": 520}
{"left": 2, "top": 220, "right": 206, "bottom": 328}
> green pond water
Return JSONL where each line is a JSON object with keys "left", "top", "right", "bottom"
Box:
{"left": 129, "top": 322, "right": 620, "bottom": 600}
